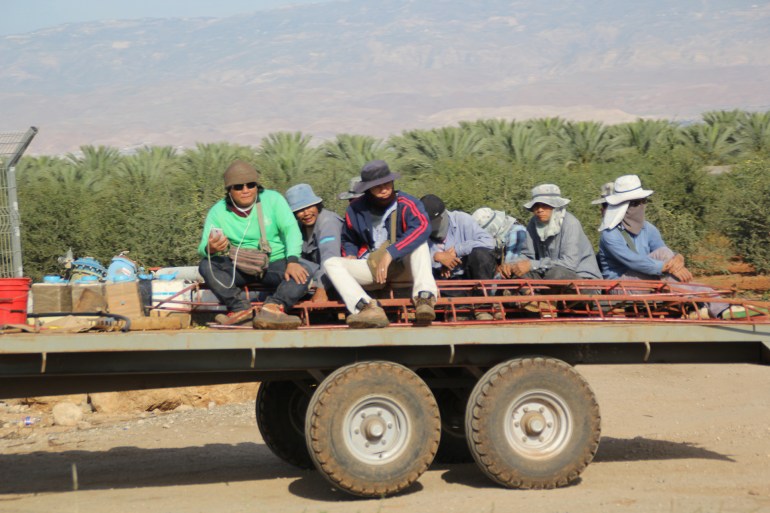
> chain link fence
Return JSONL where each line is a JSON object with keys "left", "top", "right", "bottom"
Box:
{"left": 0, "top": 127, "right": 38, "bottom": 277}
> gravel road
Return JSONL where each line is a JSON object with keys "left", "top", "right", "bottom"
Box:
{"left": 1, "top": 363, "right": 769, "bottom": 513}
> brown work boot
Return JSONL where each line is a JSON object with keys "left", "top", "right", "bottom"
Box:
{"left": 413, "top": 291, "right": 436, "bottom": 325}
{"left": 346, "top": 300, "right": 389, "bottom": 329}
{"left": 252, "top": 303, "right": 302, "bottom": 330}
{"left": 214, "top": 308, "right": 254, "bottom": 326}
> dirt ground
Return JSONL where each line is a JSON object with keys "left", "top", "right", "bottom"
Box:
{"left": 1, "top": 363, "right": 769, "bottom": 513}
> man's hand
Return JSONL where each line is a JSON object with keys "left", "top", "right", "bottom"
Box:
{"left": 662, "top": 253, "right": 685, "bottom": 274}
{"left": 207, "top": 230, "right": 229, "bottom": 254}
{"left": 440, "top": 266, "right": 452, "bottom": 279}
{"left": 375, "top": 250, "right": 393, "bottom": 284}
{"left": 285, "top": 262, "right": 309, "bottom": 284}
{"left": 501, "top": 259, "right": 531, "bottom": 278}
{"left": 434, "top": 247, "right": 461, "bottom": 270}
{"left": 671, "top": 265, "right": 693, "bottom": 283}
{"left": 309, "top": 287, "right": 328, "bottom": 303}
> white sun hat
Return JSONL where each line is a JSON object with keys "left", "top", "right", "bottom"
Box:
{"left": 605, "top": 175, "right": 654, "bottom": 206}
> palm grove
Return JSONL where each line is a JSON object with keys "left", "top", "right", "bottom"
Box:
{"left": 15, "top": 109, "right": 770, "bottom": 280}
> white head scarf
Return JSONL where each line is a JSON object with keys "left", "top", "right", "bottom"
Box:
{"left": 598, "top": 202, "right": 629, "bottom": 232}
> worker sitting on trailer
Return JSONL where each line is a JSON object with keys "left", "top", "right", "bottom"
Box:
{"left": 420, "top": 194, "right": 499, "bottom": 320}
{"left": 501, "top": 183, "right": 601, "bottom": 282}
{"left": 471, "top": 206, "right": 527, "bottom": 276}
{"left": 323, "top": 160, "right": 438, "bottom": 329}
{"left": 598, "top": 174, "right": 731, "bottom": 319}
{"left": 284, "top": 183, "right": 343, "bottom": 303}
{"left": 198, "top": 160, "right": 311, "bottom": 329}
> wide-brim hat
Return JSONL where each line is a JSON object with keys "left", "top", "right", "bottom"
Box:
{"left": 605, "top": 174, "right": 654, "bottom": 206}
{"left": 523, "top": 183, "right": 570, "bottom": 210}
{"left": 591, "top": 182, "right": 616, "bottom": 205}
{"left": 354, "top": 160, "right": 401, "bottom": 194}
{"left": 338, "top": 177, "right": 364, "bottom": 200}
{"left": 285, "top": 183, "right": 322, "bottom": 212}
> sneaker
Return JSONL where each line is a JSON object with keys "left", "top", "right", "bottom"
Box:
{"left": 252, "top": 304, "right": 302, "bottom": 330}
{"left": 214, "top": 308, "right": 254, "bottom": 326}
{"left": 474, "top": 311, "right": 494, "bottom": 321}
{"left": 346, "top": 300, "right": 389, "bottom": 329}
{"left": 720, "top": 305, "right": 770, "bottom": 320}
{"left": 414, "top": 291, "right": 436, "bottom": 324}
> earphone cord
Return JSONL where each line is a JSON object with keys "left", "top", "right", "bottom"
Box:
{"left": 206, "top": 204, "right": 254, "bottom": 290}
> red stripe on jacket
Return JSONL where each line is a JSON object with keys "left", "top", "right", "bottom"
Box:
{"left": 394, "top": 196, "right": 428, "bottom": 251}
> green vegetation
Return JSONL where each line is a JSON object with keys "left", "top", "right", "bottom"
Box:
{"left": 16, "top": 110, "right": 770, "bottom": 280}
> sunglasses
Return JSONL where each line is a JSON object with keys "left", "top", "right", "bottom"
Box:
{"left": 629, "top": 199, "right": 647, "bottom": 207}
{"left": 230, "top": 182, "right": 258, "bottom": 191}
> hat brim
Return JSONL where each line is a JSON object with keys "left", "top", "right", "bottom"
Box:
{"left": 337, "top": 191, "right": 363, "bottom": 200}
{"left": 289, "top": 195, "right": 323, "bottom": 213}
{"left": 354, "top": 172, "right": 401, "bottom": 194}
{"left": 523, "top": 197, "right": 570, "bottom": 210}
{"left": 590, "top": 197, "right": 608, "bottom": 205}
{"left": 605, "top": 189, "right": 653, "bottom": 206}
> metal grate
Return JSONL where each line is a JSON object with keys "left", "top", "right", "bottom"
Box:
{"left": 0, "top": 127, "right": 38, "bottom": 277}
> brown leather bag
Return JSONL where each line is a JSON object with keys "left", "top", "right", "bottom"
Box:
{"left": 367, "top": 210, "right": 404, "bottom": 279}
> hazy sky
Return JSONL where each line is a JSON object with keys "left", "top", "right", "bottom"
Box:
{"left": 1, "top": 0, "right": 325, "bottom": 36}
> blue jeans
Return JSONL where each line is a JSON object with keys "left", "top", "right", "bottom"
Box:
{"left": 199, "top": 256, "right": 310, "bottom": 312}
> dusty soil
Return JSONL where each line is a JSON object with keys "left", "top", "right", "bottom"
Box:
{"left": 1, "top": 363, "right": 769, "bottom": 513}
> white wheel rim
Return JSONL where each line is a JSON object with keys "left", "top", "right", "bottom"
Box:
{"left": 343, "top": 395, "right": 410, "bottom": 465}
{"left": 503, "top": 389, "right": 572, "bottom": 459}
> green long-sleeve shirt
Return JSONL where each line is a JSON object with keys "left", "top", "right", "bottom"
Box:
{"left": 197, "top": 189, "right": 302, "bottom": 262}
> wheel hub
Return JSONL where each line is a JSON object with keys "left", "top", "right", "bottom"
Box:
{"left": 504, "top": 390, "right": 572, "bottom": 459}
{"left": 344, "top": 396, "right": 410, "bottom": 464}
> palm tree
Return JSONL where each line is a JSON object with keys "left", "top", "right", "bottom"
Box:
{"left": 64, "top": 145, "right": 123, "bottom": 190}
{"left": 735, "top": 111, "right": 770, "bottom": 157}
{"left": 256, "top": 132, "right": 321, "bottom": 190}
{"left": 467, "top": 119, "right": 552, "bottom": 168}
{"left": 676, "top": 123, "right": 739, "bottom": 164}
{"left": 321, "top": 134, "right": 389, "bottom": 173}
{"left": 388, "top": 126, "right": 487, "bottom": 174}
{"left": 545, "top": 121, "right": 623, "bottom": 167}
{"left": 702, "top": 109, "right": 745, "bottom": 128}
{"left": 612, "top": 119, "right": 676, "bottom": 156}
{"left": 112, "top": 146, "right": 180, "bottom": 189}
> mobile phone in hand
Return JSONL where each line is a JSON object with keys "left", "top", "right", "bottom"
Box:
{"left": 210, "top": 227, "right": 223, "bottom": 240}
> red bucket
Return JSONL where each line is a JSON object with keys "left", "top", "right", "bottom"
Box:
{"left": 0, "top": 277, "right": 31, "bottom": 325}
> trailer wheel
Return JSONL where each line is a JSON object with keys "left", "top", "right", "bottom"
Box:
{"left": 434, "top": 388, "right": 473, "bottom": 463}
{"left": 465, "top": 357, "right": 601, "bottom": 489}
{"left": 305, "top": 361, "right": 440, "bottom": 497}
{"left": 256, "top": 381, "right": 314, "bottom": 469}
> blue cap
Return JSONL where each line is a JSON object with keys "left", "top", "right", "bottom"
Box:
{"left": 285, "top": 183, "right": 322, "bottom": 212}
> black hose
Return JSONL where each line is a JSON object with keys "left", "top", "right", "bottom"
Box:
{"left": 27, "top": 312, "right": 132, "bottom": 332}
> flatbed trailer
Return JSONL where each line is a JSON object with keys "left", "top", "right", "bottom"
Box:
{"left": 2, "top": 278, "right": 769, "bottom": 497}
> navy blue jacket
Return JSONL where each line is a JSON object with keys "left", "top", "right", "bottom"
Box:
{"left": 341, "top": 191, "right": 430, "bottom": 261}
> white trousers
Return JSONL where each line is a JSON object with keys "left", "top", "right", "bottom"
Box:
{"left": 323, "top": 243, "right": 438, "bottom": 314}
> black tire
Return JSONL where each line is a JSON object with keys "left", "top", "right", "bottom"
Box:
{"left": 305, "top": 361, "right": 441, "bottom": 497}
{"left": 256, "top": 380, "right": 314, "bottom": 469}
{"left": 465, "top": 357, "right": 601, "bottom": 489}
{"left": 433, "top": 388, "right": 473, "bottom": 463}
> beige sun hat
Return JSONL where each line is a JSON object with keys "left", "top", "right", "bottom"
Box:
{"left": 523, "top": 183, "right": 570, "bottom": 210}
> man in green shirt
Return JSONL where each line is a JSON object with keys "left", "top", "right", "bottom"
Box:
{"left": 198, "top": 160, "right": 310, "bottom": 329}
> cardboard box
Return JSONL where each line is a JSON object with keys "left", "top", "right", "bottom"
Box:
{"left": 105, "top": 281, "right": 145, "bottom": 319}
